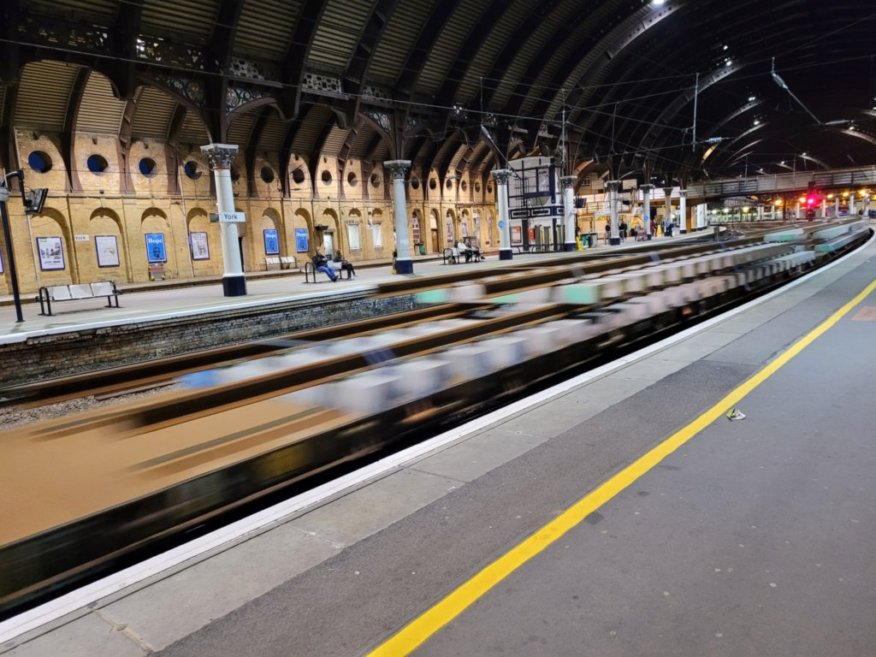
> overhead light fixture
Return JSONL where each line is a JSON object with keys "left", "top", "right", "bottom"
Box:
{"left": 651, "top": 0, "right": 666, "bottom": 5}
{"left": 748, "top": 95, "right": 756, "bottom": 102}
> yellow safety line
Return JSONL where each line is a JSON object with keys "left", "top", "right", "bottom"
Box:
{"left": 367, "top": 277, "right": 876, "bottom": 657}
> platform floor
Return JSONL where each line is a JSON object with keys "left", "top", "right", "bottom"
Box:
{"left": 0, "top": 234, "right": 690, "bottom": 343}
{"left": 3, "top": 231, "right": 875, "bottom": 656}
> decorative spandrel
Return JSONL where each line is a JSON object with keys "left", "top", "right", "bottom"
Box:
{"left": 226, "top": 86, "right": 266, "bottom": 114}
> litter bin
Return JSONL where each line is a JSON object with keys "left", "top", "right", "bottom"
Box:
{"left": 419, "top": 244, "right": 426, "bottom": 255}
{"left": 587, "top": 232, "right": 597, "bottom": 248}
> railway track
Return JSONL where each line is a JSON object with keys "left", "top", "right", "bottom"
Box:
{"left": 1, "top": 220, "right": 868, "bottom": 617}
{"left": 1, "top": 235, "right": 756, "bottom": 409}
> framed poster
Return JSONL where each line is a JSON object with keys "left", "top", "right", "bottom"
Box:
{"left": 37, "top": 236, "right": 65, "bottom": 271}
{"left": 510, "top": 224, "right": 523, "bottom": 245}
{"left": 145, "top": 233, "right": 167, "bottom": 263}
{"left": 95, "top": 235, "right": 120, "bottom": 267}
{"left": 189, "top": 232, "right": 210, "bottom": 260}
{"left": 295, "top": 228, "right": 309, "bottom": 253}
{"left": 263, "top": 229, "right": 279, "bottom": 255}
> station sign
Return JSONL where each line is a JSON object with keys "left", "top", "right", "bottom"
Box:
{"left": 509, "top": 206, "right": 561, "bottom": 219}
{"left": 209, "top": 211, "right": 246, "bottom": 224}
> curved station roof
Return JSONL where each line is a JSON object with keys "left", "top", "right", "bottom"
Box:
{"left": 1, "top": 0, "right": 875, "bottom": 188}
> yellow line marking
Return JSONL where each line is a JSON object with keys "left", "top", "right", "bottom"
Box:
{"left": 367, "top": 277, "right": 876, "bottom": 657}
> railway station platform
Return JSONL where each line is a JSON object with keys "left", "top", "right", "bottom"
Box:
{"left": 0, "top": 234, "right": 694, "bottom": 343}
{"left": 3, "top": 230, "right": 875, "bottom": 656}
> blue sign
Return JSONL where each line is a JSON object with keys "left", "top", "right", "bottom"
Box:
{"left": 263, "top": 229, "right": 280, "bottom": 255}
{"left": 498, "top": 220, "right": 505, "bottom": 228}
{"left": 295, "top": 228, "right": 309, "bottom": 253}
{"left": 145, "top": 233, "right": 166, "bottom": 263}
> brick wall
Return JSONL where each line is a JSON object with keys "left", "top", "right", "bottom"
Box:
{"left": 0, "top": 293, "right": 418, "bottom": 387}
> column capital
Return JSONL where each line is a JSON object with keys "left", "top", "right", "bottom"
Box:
{"left": 640, "top": 184, "right": 655, "bottom": 193}
{"left": 384, "top": 159, "right": 411, "bottom": 181}
{"left": 491, "top": 168, "right": 513, "bottom": 184}
{"left": 605, "top": 180, "right": 621, "bottom": 192}
{"left": 663, "top": 187, "right": 674, "bottom": 198}
{"left": 678, "top": 189, "right": 688, "bottom": 198}
{"left": 560, "top": 175, "right": 577, "bottom": 189}
{"left": 200, "top": 143, "right": 239, "bottom": 170}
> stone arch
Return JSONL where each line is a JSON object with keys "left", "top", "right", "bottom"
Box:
{"left": 292, "top": 207, "right": 313, "bottom": 256}
{"left": 88, "top": 207, "right": 126, "bottom": 278}
{"left": 319, "top": 208, "right": 340, "bottom": 255}
{"left": 186, "top": 207, "right": 218, "bottom": 277}
{"left": 461, "top": 209, "right": 470, "bottom": 237}
{"left": 444, "top": 208, "right": 457, "bottom": 246}
{"left": 140, "top": 207, "right": 176, "bottom": 280}
{"left": 429, "top": 208, "right": 440, "bottom": 253}
{"left": 259, "top": 208, "right": 282, "bottom": 260}
{"left": 31, "top": 206, "right": 74, "bottom": 285}
{"left": 411, "top": 208, "right": 423, "bottom": 251}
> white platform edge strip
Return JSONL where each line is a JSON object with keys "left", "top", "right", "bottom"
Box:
{"left": 2, "top": 231, "right": 872, "bottom": 644}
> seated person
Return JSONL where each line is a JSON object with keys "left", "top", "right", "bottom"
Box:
{"left": 332, "top": 250, "right": 356, "bottom": 277}
{"left": 456, "top": 239, "right": 472, "bottom": 262}
{"left": 465, "top": 238, "right": 482, "bottom": 261}
{"left": 311, "top": 251, "right": 338, "bottom": 282}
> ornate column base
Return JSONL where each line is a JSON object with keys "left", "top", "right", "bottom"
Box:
{"left": 395, "top": 259, "right": 414, "bottom": 275}
{"left": 563, "top": 241, "right": 577, "bottom": 251}
{"left": 499, "top": 249, "right": 513, "bottom": 260}
{"left": 222, "top": 274, "right": 247, "bottom": 297}
{"left": 609, "top": 237, "right": 621, "bottom": 246}
{"left": 680, "top": 229, "right": 687, "bottom": 234}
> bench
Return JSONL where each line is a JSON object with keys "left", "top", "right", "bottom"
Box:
{"left": 265, "top": 256, "right": 299, "bottom": 271}
{"left": 38, "top": 281, "right": 121, "bottom": 316}
{"left": 303, "top": 261, "right": 352, "bottom": 283}
{"left": 443, "top": 247, "right": 482, "bottom": 264}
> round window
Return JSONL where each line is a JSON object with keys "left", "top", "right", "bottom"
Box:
{"left": 446, "top": 179, "right": 453, "bottom": 189}
{"left": 475, "top": 182, "right": 481, "bottom": 193}
{"left": 139, "top": 157, "right": 157, "bottom": 176}
{"left": 292, "top": 168, "right": 305, "bottom": 184}
{"left": 461, "top": 180, "right": 468, "bottom": 191}
{"left": 370, "top": 173, "right": 381, "bottom": 188}
{"left": 347, "top": 171, "right": 357, "bottom": 186}
{"left": 429, "top": 178, "right": 437, "bottom": 190}
{"left": 183, "top": 160, "right": 201, "bottom": 179}
{"left": 410, "top": 177, "right": 420, "bottom": 189}
{"left": 28, "top": 151, "right": 52, "bottom": 173}
{"left": 487, "top": 183, "right": 493, "bottom": 194}
{"left": 87, "top": 154, "right": 108, "bottom": 174}
{"left": 260, "top": 166, "right": 275, "bottom": 183}
{"left": 321, "top": 170, "right": 333, "bottom": 184}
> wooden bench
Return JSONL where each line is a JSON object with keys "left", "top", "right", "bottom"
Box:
{"left": 38, "top": 281, "right": 121, "bottom": 316}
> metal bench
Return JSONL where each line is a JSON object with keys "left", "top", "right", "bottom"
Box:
{"left": 38, "top": 281, "right": 121, "bottom": 316}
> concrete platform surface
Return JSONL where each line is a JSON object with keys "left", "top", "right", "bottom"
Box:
{"left": 3, "top": 231, "right": 874, "bottom": 656}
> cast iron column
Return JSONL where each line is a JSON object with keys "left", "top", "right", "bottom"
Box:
{"left": 201, "top": 143, "right": 246, "bottom": 296}
{"left": 678, "top": 189, "right": 688, "bottom": 233}
{"left": 606, "top": 180, "right": 621, "bottom": 245}
{"left": 385, "top": 160, "right": 414, "bottom": 274}
{"left": 641, "top": 184, "right": 654, "bottom": 239}
{"left": 663, "top": 187, "right": 674, "bottom": 234}
{"left": 493, "top": 169, "right": 513, "bottom": 260}
{"left": 561, "top": 175, "right": 577, "bottom": 251}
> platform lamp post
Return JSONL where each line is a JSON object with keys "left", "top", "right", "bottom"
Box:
{"left": 1, "top": 170, "right": 48, "bottom": 323}
{"left": 641, "top": 184, "right": 654, "bottom": 239}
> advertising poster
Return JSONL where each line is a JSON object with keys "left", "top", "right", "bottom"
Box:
{"left": 37, "top": 236, "right": 65, "bottom": 271}
{"left": 190, "top": 232, "right": 210, "bottom": 260}
{"left": 95, "top": 235, "right": 120, "bottom": 267}
{"left": 145, "top": 233, "right": 167, "bottom": 263}
{"left": 263, "top": 229, "right": 280, "bottom": 255}
{"left": 295, "top": 228, "right": 309, "bottom": 253}
{"left": 510, "top": 224, "right": 523, "bottom": 245}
